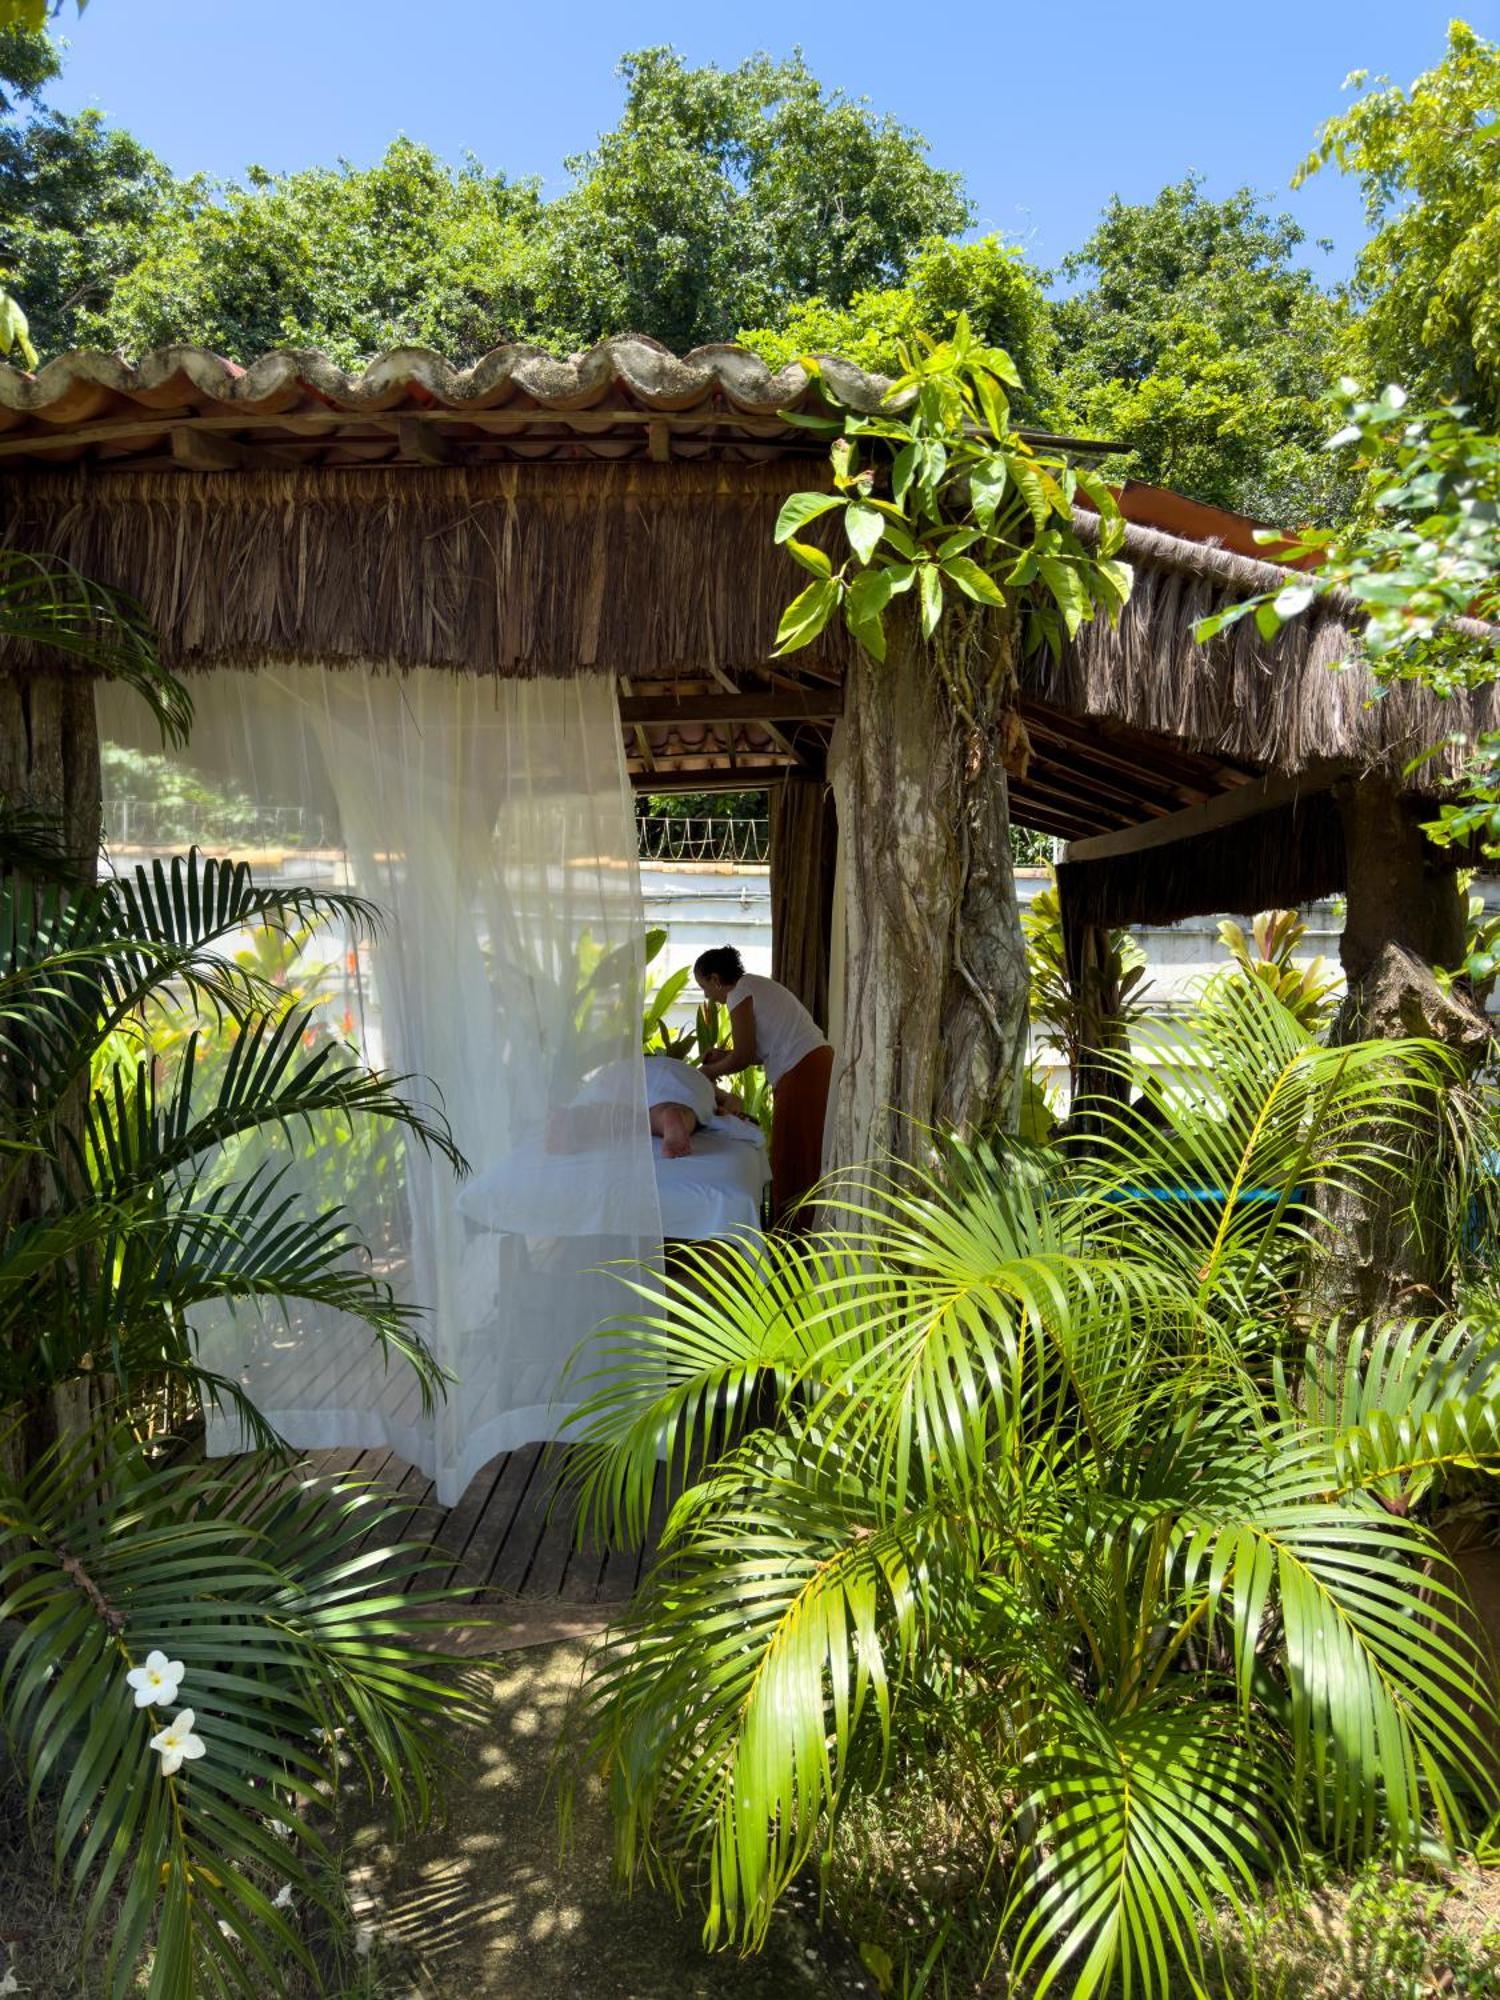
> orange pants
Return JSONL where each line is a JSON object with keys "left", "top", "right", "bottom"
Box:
{"left": 770, "top": 1045, "right": 834, "bottom": 1231}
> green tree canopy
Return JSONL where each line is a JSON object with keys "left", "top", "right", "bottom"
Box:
{"left": 15, "top": 44, "right": 970, "bottom": 368}
{"left": 1051, "top": 177, "right": 1350, "bottom": 523}
{"left": 75, "top": 139, "right": 546, "bottom": 367}
{"left": 1298, "top": 20, "right": 1500, "bottom": 427}
{"left": 0, "top": 92, "right": 175, "bottom": 359}
{"left": 535, "top": 48, "right": 971, "bottom": 352}
{"left": 736, "top": 234, "right": 1057, "bottom": 419}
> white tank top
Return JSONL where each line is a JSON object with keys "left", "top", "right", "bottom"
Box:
{"left": 725, "top": 973, "right": 828, "bottom": 1086}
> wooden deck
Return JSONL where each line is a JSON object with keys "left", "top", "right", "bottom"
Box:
{"left": 297, "top": 1440, "right": 664, "bottom": 1620}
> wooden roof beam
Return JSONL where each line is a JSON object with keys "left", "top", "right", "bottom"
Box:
{"left": 629, "top": 768, "right": 794, "bottom": 794}
{"left": 1064, "top": 766, "right": 1344, "bottom": 864}
{"left": 169, "top": 427, "right": 300, "bottom": 471}
{"left": 618, "top": 691, "right": 840, "bottom": 725}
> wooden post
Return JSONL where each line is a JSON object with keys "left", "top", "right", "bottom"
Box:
{"left": 825, "top": 607, "right": 1029, "bottom": 1173}
{"left": 1067, "top": 920, "right": 1133, "bottom": 1138}
{"left": 0, "top": 668, "right": 101, "bottom": 882}
{"left": 769, "top": 775, "right": 837, "bottom": 1030}
{"left": 0, "top": 668, "right": 103, "bottom": 1483}
{"left": 1328, "top": 774, "right": 1490, "bottom": 1316}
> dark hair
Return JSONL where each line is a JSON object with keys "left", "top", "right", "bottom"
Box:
{"left": 694, "top": 946, "right": 744, "bottom": 986}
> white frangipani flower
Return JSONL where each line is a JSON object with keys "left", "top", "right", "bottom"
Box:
{"left": 126, "top": 1650, "right": 185, "bottom": 1710}
{"left": 148, "top": 1709, "right": 206, "bottom": 1776}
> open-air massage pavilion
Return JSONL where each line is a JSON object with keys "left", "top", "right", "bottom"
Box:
{"left": 1, "top": 334, "right": 1494, "bottom": 1608}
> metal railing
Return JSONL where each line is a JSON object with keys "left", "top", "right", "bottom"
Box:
{"left": 636, "top": 815, "right": 770, "bottom": 864}
{"left": 106, "top": 799, "right": 331, "bottom": 849}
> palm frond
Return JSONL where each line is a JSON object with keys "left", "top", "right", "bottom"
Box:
{"left": 1007, "top": 1697, "right": 1274, "bottom": 2000}
{"left": 79, "top": 1015, "right": 463, "bottom": 1198}
{"left": 574, "top": 1426, "right": 936, "bottom": 1948}
{"left": 0, "top": 1418, "right": 473, "bottom": 1999}
{"left": 1076, "top": 978, "right": 1451, "bottom": 1308}
{"left": 562, "top": 1237, "right": 839, "bottom": 1546}
{"left": 0, "top": 548, "right": 191, "bottom": 745}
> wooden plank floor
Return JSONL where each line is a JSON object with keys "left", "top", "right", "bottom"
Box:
{"left": 293, "top": 1442, "right": 663, "bottom": 1606}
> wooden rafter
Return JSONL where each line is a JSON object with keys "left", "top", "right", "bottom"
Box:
{"left": 1064, "top": 766, "right": 1343, "bottom": 864}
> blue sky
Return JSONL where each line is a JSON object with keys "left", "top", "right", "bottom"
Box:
{"left": 47, "top": 0, "right": 1496, "bottom": 280}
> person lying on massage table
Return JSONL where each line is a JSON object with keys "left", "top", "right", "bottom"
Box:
{"left": 547, "top": 1055, "right": 751, "bottom": 1158}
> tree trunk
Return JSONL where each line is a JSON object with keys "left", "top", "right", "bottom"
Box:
{"left": 1066, "top": 920, "right": 1134, "bottom": 1139}
{"left": 826, "top": 607, "right": 1029, "bottom": 1175}
{"left": 769, "top": 774, "right": 837, "bottom": 1029}
{"left": 0, "top": 670, "right": 102, "bottom": 1484}
{"left": 0, "top": 670, "right": 102, "bottom": 882}
{"left": 1326, "top": 775, "right": 1490, "bottom": 1318}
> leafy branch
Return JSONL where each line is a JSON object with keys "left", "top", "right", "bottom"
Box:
{"left": 1195, "top": 383, "right": 1500, "bottom": 693}
{"left": 770, "top": 313, "right": 1132, "bottom": 668}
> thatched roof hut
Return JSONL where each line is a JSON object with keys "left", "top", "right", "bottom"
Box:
{"left": 0, "top": 332, "right": 1494, "bottom": 1036}
{"left": 3, "top": 334, "right": 1490, "bottom": 1488}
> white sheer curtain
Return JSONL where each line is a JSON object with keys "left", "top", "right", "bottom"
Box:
{"left": 98, "top": 666, "right": 662, "bottom": 1505}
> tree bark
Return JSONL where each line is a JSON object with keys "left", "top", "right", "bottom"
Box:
{"left": 0, "top": 670, "right": 101, "bottom": 882}
{"left": 0, "top": 670, "right": 102, "bottom": 1484}
{"left": 1065, "top": 920, "right": 1135, "bottom": 1140}
{"left": 1326, "top": 775, "right": 1490, "bottom": 1318}
{"left": 769, "top": 774, "right": 838, "bottom": 1029}
{"left": 826, "top": 607, "right": 1029, "bottom": 1175}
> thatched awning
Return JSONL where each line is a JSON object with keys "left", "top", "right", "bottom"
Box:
{"left": 0, "top": 459, "right": 842, "bottom": 682}
{"left": 1044, "top": 515, "right": 1500, "bottom": 785}
{"left": 0, "top": 334, "right": 1495, "bottom": 851}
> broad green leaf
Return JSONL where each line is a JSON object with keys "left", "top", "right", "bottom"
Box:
{"left": 972, "top": 370, "right": 1011, "bottom": 443}
{"left": 845, "top": 504, "right": 885, "bottom": 566}
{"left": 918, "top": 564, "right": 943, "bottom": 638}
{"left": 774, "top": 577, "right": 839, "bottom": 655}
{"left": 969, "top": 455, "right": 1009, "bottom": 528}
{"left": 1011, "top": 456, "right": 1050, "bottom": 529}
{"left": 1036, "top": 555, "right": 1091, "bottom": 637}
{"left": 1254, "top": 601, "right": 1284, "bottom": 641}
{"left": 785, "top": 538, "right": 833, "bottom": 579}
{"left": 1273, "top": 583, "right": 1316, "bottom": 619}
{"left": 940, "top": 555, "right": 1007, "bottom": 608}
{"left": 846, "top": 568, "right": 896, "bottom": 625}
{"left": 774, "top": 492, "right": 842, "bottom": 545}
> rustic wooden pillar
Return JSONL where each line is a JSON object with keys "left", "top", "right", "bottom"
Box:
{"left": 0, "top": 669, "right": 101, "bottom": 882}
{"left": 0, "top": 668, "right": 103, "bottom": 1483}
{"left": 769, "top": 774, "right": 837, "bottom": 1029}
{"left": 1329, "top": 774, "right": 1489, "bottom": 1316}
{"left": 1066, "top": 919, "right": 1134, "bottom": 1138}
{"left": 825, "top": 608, "right": 1029, "bottom": 1173}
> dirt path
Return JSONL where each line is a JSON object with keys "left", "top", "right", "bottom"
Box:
{"left": 343, "top": 1639, "right": 872, "bottom": 2000}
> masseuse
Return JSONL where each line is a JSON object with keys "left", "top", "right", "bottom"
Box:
{"left": 695, "top": 947, "right": 833, "bottom": 1229}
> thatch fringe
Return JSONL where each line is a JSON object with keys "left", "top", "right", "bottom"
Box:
{"left": 1056, "top": 793, "right": 1347, "bottom": 935}
{"left": 0, "top": 461, "right": 849, "bottom": 681}
{"left": 1049, "top": 516, "right": 1500, "bottom": 782}
{"left": 1, "top": 465, "right": 1496, "bottom": 789}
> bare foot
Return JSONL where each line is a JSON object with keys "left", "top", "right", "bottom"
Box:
{"left": 653, "top": 1103, "right": 696, "bottom": 1158}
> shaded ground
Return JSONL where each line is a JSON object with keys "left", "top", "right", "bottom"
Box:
{"left": 341, "top": 1638, "right": 874, "bottom": 2000}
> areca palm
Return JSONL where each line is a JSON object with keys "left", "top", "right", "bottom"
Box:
{"left": 567, "top": 978, "right": 1500, "bottom": 1998}
{"left": 2, "top": 1416, "right": 472, "bottom": 1999}
{"left": 0, "top": 835, "right": 475, "bottom": 1994}
{"left": 1, "top": 845, "right": 463, "bottom": 1428}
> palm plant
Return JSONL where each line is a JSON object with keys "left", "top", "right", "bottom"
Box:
{"left": 0, "top": 835, "right": 475, "bottom": 1994}
{"left": 1, "top": 844, "right": 462, "bottom": 1435}
{"left": 0, "top": 547, "right": 193, "bottom": 750}
{"left": 563, "top": 979, "right": 1500, "bottom": 1999}
{"left": 1, "top": 1416, "right": 471, "bottom": 1998}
